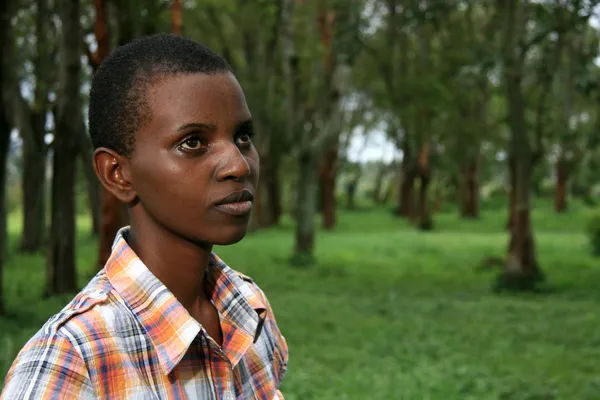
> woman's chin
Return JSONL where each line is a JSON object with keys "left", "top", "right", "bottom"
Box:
{"left": 211, "top": 228, "right": 249, "bottom": 246}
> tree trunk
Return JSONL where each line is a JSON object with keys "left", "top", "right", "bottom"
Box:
{"left": 249, "top": 181, "right": 263, "bottom": 231}
{"left": 78, "top": 127, "right": 100, "bottom": 235}
{"left": 372, "top": 163, "right": 388, "bottom": 205}
{"left": 502, "top": 127, "right": 542, "bottom": 290}
{"left": 249, "top": 153, "right": 281, "bottom": 230}
{"left": 0, "top": 0, "right": 10, "bottom": 313}
{"left": 416, "top": 142, "right": 432, "bottom": 230}
{"left": 268, "top": 155, "right": 282, "bottom": 225}
{"left": 0, "top": 122, "right": 8, "bottom": 315}
{"left": 398, "top": 173, "right": 415, "bottom": 217}
{"left": 397, "top": 141, "right": 415, "bottom": 217}
{"left": 171, "top": 0, "right": 182, "bottom": 35}
{"left": 504, "top": 162, "right": 542, "bottom": 289}
{"left": 555, "top": 157, "right": 567, "bottom": 213}
{"left": 98, "top": 188, "right": 127, "bottom": 268}
{"left": 499, "top": 0, "right": 542, "bottom": 289}
{"left": 460, "top": 154, "right": 480, "bottom": 218}
{"left": 507, "top": 155, "right": 516, "bottom": 230}
{"left": 19, "top": 0, "right": 52, "bottom": 253}
{"left": 434, "top": 186, "right": 443, "bottom": 213}
{"left": 20, "top": 143, "right": 46, "bottom": 252}
{"left": 345, "top": 178, "right": 358, "bottom": 210}
{"left": 47, "top": 0, "right": 81, "bottom": 296}
{"left": 294, "top": 152, "right": 318, "bottom": 264}
{"left": 417, "top": 175, "right": 432, "bottom": 230}
{"left": 261, "top": 154, "right": 282, "bottom": 227}
{"left": 320, "top": 144, "right": 337, "bottom": 230}
{"left": 250, "top": 160, "right": 267, "bottom": 230}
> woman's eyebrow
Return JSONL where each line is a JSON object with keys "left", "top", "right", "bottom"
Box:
{"left": 177, "top": 122, "right": 218, "bottom": 132}
{"left": 235, "top": 119, "right": 254, "bottom": 131}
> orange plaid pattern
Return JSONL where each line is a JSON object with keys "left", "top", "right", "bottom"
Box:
{"left": 1, "top": 228, "right": 288, "bottom": 399}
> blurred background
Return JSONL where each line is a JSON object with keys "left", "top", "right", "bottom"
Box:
{"left": 1, "top": 0, "right": 600, "bottom": 398}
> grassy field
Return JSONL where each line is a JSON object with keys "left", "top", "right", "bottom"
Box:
{"left": 2, "top": 200, "right": 600, "bottom": 399}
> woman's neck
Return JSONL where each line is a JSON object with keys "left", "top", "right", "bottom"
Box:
{"left": 127, "top": 212, "right": 213, "bottom": 312}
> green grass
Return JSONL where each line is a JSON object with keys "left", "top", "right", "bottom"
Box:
{"left": 2, "top": 200, "right": 600, "bottom": 399}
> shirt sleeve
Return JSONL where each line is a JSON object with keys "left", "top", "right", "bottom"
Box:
{"left": 0, "top": 331, "right": 95, "bottom": 400}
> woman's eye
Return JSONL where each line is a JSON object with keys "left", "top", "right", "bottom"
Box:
{"left": 180, "top": 137, "right": 204, "bottom": 151}
{"left": 236, "top": 133, "right": 252, "bottom": 146}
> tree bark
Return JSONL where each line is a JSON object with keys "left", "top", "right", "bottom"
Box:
{"left": 47, "top": 0, "right": 81, "bottom": 296}
{"left": 78, "top": 126, "right": 101, "bottom": 235}
{"left": 555, "top": 156, "right": 567, "bottom": 213}
{"left": 320, "top": 143, "right": 337, "bottom": 230}
{"left": 460, "top": 153, "right": 480, "bottom": 218}
{"left": 398, "top": 170, "right": 415, "bottom": 217}
{"left": 507, "top": 155, "right": 516, "bottom": 230}
{"left": 249, "top": 153, "right": 281, "bottom": 230}
{"left": 294, "top": 152, "right": 318, "bottom": 263}
{"left": 20, "top": 141, "right": 46, "bottom": 251}
{"left": 397, "top": 140, "right": 415, "bottom": 217}
{"left": 260, "top": 154, "right": 282, "bottom": 227}
{"left": 171, "top": 0, "right": 182, "bottom": 35}
{"left": 416, "top": 142, "right": 432, "bottom": 230}
{"left": 267, "top": 155, "right": 282, "bottom": 226}
{"left": 249, "top": 181, "right": 263, "bottom": 231}
{"left": 417, "top": 174, "right": 432, "bottom": 230}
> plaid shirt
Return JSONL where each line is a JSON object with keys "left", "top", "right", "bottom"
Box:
{"left": 1, "top": 228, "right": 288, "bottom": 399}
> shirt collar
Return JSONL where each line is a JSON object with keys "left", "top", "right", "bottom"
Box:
{"left": 105, "top": 227, "right": 266, "bottom": 375}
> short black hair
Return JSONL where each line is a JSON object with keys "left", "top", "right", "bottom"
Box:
{"left": 89, "top": 33, "right": 233, "bottom": 156}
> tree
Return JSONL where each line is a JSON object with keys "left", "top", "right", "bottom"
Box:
{"left": 358, "top": 0, "right": 415, "bottom": 218}
{"left": 358, "top": 0, "right": 454, "bottom": 229}
{"left": 284, "top": 0, "right": 359, "bottom": 264}
{"left": 4, "top": 0, "right": 54, "bottom": 253}
{"left": 497, "top": 0, "right": 543, "bottom": 289}
{"left": 553, "top": 17, "right": 597, "bottom": 212}
{"left": 0, "top": 0, "right": 13, "bottom": 315}
{"left": 234, "top": 0, "right": 287, "bottom": 230}
{"left": 496, "top": 0, "right": 598, "bottom": 289}
{"left": 319, "top": 143, "right": 338, "bottom": 229}
{"left": 46, "top": 0, "right": 82, "bottom": 296}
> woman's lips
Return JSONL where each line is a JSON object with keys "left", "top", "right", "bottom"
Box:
{"left": 214, "top": 200, "right": 253, "bottom": 216}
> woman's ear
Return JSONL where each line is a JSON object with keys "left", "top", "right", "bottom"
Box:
{"left": 92, "top": 148, "right": 137, "bottom": 205}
